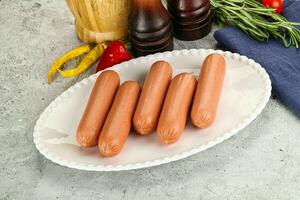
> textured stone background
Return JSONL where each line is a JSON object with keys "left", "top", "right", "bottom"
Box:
{"left": 1, "top": 0, "right": 300, "bottom": 199}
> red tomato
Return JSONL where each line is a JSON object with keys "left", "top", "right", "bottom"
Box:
{"left": 262, "top": 0, "right": 284, "bottom": 14}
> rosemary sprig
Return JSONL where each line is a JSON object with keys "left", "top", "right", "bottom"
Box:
{"left": 211, "top": 0, "right": 300, "bottom": 48}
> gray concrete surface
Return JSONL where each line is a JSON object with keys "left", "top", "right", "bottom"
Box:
{"left": 1, "top": 0, "right": 300, "bottom": 199}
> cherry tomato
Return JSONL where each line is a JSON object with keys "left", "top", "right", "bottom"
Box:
{"left": 262, "top": 0, "right": 284, "bottom": 14}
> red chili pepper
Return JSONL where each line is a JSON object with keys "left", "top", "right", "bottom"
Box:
{"left": 262, "top": 0, "right": 283, "bottom": 14}
{"left": 96, "top": 41, "right": 132, "bottom": 72}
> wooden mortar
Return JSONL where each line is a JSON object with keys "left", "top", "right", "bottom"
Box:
{"left": 66, "top": 0, "right": 132, "bottom": 44}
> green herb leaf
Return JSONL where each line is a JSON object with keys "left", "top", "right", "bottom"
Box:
{"left": 211, "top": 0, "right": 300, "bottom": 48}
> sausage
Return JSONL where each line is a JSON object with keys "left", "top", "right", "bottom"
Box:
{"left": 98, "top": 81, "right": 141, "bottom": 157}
{"left": 157, "top": 73, "right": 197, "bottom": 144}
{"left": 76, "top": 70, "right": 120, "bottom": 147}
{"left": 191, "top": 53, "right": 226, "bottom": 128}
{"left": 133, "top": 61, "right": 173, "bottom": 135}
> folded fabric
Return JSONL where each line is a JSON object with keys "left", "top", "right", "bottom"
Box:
{"left": 214, "top": 0, "right": 300, "bottom": 116}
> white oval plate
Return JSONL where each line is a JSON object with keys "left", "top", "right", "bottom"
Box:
{"left": 34, "top": 49, "right": 271, "bottom": 171}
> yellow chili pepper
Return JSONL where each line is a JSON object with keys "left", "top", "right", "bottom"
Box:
{"left": 57, "top": 43, "right": 107, "bottom": 78}
{"left": 47, "top": 44, "right": 93, "bottom": 84}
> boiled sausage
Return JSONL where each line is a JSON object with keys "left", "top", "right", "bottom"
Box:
{"left": 98, "top": 81, "right": 141, "bottom": 157}
{"left": 133, "top": 61, "right": 173, "bottom": 135}
{"left": 191, "top": 53, "right": 226, "bottom": 128}
{"left": 157, "top": 73, "right": 197, "bottom": 144}
{"left": 76, "top": 70, "right": 120, "bottom": 147}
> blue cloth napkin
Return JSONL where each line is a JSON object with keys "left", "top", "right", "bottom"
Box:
{"left": 214, "top": 0, "right": 300, "bottom": 116}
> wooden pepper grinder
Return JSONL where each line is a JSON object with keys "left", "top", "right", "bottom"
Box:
{"left": 128, "top": 0, "right": 174, "bottom": 57}
{"left": 167, "top": 0, "right": 212, "bottom": 41}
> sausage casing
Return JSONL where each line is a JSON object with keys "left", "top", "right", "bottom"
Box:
{"left": 133, "top": 61, "right": 173, "bottom": 135}
{"left": 76, "top": 70, "right": 120, "bottom": 147}
{"left": 98, "top": 81, "right": 141, "bottom": 157}
{"left": 191, "top": 53, "right": 226, "bottom": 128}
{"left": 157, "top": 73, "right": 197, "bottom": 144}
